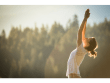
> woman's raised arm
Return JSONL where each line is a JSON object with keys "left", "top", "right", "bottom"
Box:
{"left": 77, "top": 9, "right": 90, "bottom": 47}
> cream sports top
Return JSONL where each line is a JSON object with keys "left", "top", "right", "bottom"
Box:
{"left": 66, "top": 43, "right": 87, "bottom": 76}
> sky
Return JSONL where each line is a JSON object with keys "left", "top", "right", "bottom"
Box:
{"left": 0, "top": 5, "right": 110, "bottom": 37}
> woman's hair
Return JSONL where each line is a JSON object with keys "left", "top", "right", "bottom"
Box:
{"left": 84, "top": 37, "right": 98, "bottom": 59}
{"left": 89, "top": 50, "right": 97, "bottom": 59}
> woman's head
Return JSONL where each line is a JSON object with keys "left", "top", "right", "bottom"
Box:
{"left": 83, "top": 37, "right": 98, "bottom": 58}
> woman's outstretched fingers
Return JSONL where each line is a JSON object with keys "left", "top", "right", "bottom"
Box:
{"left": 85, "top": 9, "right": 90, "bottom": 19}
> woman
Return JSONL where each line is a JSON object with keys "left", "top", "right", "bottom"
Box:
{"left": 66, "top": 9, "right": 98, "bottom": 78}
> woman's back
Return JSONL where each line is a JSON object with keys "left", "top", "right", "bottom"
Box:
{"left": 66, "top": 43, "right": 87, "bottom": 76}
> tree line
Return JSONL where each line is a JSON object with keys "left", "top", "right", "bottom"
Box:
{"left": 0, "top": 15, "right": 110, "bottom": 78}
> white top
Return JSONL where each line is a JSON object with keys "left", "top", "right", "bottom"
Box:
{"left": 66, "top": 43, "right": 87, "bottom": 77}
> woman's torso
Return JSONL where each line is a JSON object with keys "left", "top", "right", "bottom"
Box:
{"left": 67, "top": 43, "right": 87, "bottom": 74}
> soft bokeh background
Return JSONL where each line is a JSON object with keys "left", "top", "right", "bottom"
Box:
{"left": 0, "top": 5, "right": 110, "bottom": 78}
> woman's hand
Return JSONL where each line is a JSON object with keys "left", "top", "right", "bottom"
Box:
{"left": 84, "top": 9, "right": 90, "bottom": 19}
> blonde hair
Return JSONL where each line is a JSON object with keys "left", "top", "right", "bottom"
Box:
{"left": 88, "top": 50, "right": 97, "bottom": 59}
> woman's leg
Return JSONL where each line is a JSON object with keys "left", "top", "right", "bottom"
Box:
{"left": 68, "top": 73, "right": 81, "bottom": 78}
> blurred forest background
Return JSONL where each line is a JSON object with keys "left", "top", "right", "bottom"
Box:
{"left": 0, "top": 14, "right": 110, "bottom": 78}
